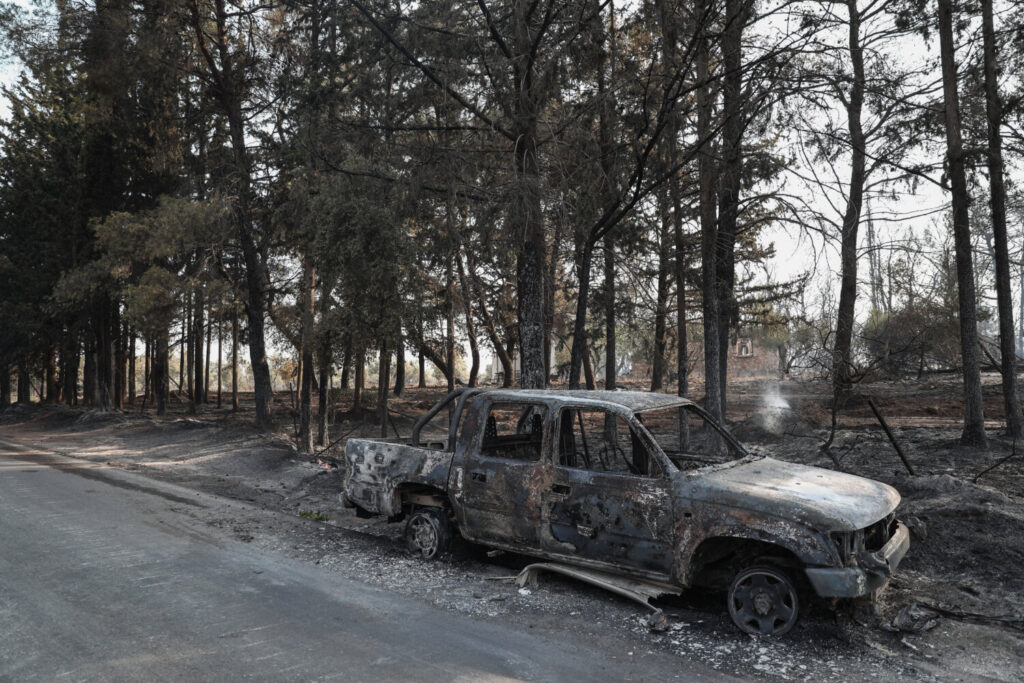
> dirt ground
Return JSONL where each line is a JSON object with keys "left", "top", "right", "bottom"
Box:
{"left": 2, "top": 373, "right": 1023, "bottom": 681}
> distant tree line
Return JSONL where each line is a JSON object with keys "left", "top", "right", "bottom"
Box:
{"left": 0, "top": 0, "right": 1022, "bottom": 450}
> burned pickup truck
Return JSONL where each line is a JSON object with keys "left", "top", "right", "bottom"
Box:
{"left": 343, "top": 389, "right": 909, "bottom": 636}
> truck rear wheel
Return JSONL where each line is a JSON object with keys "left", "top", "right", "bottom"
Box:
{"left": 404, "top": 507, "right": 452, "bottom": 560}
{"left": 727, "top": 565, "right": 800, "bottom": 636}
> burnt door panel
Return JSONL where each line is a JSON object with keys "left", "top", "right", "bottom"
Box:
{"left": 451, "top": 401, "right": 548, "bottom": 549}
{"left": 458, "top": 459, "right": 542, "bottom": 547}
{"left": 544, "top": 469, "right": 674, "bottom": 574}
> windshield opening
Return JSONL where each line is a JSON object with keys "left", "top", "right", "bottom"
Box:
{"left": 635, "top": 405, "right": 743, "bottom": 471}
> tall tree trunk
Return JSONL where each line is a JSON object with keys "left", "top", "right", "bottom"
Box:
{"left": 231, "top": 311, "right": 239, "bottom": 411}
{"left": 193, "top": 286, "right": 204, "bottom": 407}
{"left": 697, "top": 1, "right": 722, "bottom": 424}
{"left": 457, "top": 255, "right": 480, "bottom": 387}
{"left": 446, "top": 256, "right": 456, "bottom": 392}
{"left": 84, "top": 334, "right": 97, "bottom": 406}
{"left": 832, "top": 0, "right": 867, "bottom": 413}
{"left": 0, "top": 364, "right": 9, "bottom": 408}
{"left": 582, "top": 337, "right": 595, "bottom": 389}
{"left": 938, "top": 0, "right": 987, "bottom": 447}
{"left": 573, "top": 2, "right": 616, "bottom": 392}
{"left": 204, "top": 300, "right": 212, "bottom": 404}
{"left": 981, "top": 0, "right": 1023, "bottom": 437}
{"left": 605, "top": 236, "right": 616, "bottom": 391}
{"left": 569, "top": 241, "right": 594, "bottom": 390}
{"left": 216, "top": 316, "right": 222, "bottom": 408}
{"left": 469, "top": 260, "right": 514, "bottom": 387}
{"left": 177, "top": 313, "right": 184, "bottom": 397}
{"left": 512, "top": 5, "right": 547, "bottom": 390}
{"left": 377, "top": 341, "right": 390, "bottom": 438}
{"left": 155, "top": 328, "right": 168, "bottom": 416}
{"left": 127, "top": 328, "right": 135, "bottom": 405}
{"left": 185, "top": 291, "right": 194, "bottom": 406}
{"left": 45, "top": 347, "right": 58, "bottom": 404}
{"left": 715, "top": 0, "right": 748, "bottom": 417}
{"left": 353, "top": 348, "right": 364, "bottom": 412}
{"left": 65, "top": 335, "right": 79, "bottom": 406}
{"left": 393, "top": 330, "right": 405, "bottom": 396}
{"left": 298, "top": 259, "right": 315, "bottom": 452}
{"left": 189, "top": 0, "right": 274, "bottom": 428}
{"left": 17, "top": 366, "right": 30, "bottom": 403}
{"left": 652, "top": 190, "right": 672, "bottom": 392}
{"left": 417, "top": 348, "right": 426, "bottom": 388}
{"left": 98, "top": 299, "right": 114, "bottom": 410}
{"left": 341, "top": 338, "right": 352, "bottom": 389}
{"left": 317, "top": 340, "right": 331, "bottom": 446}
{"left": 144, "top": 336, "right": 151, "bottom": 402}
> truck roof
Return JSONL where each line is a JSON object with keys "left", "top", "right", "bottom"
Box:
{"left": 473, "top": 389, "right": 695, "bottom": 413}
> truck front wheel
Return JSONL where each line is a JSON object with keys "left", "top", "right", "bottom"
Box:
{"left": 727, "top": 565, "right": 800, "bottom": 636}
{"left": 404, "top": 507, "right": 452, "bottom": 560}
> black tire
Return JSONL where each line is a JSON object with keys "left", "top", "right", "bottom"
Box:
{"left": 727, "top": 565, "right": 800, "bottom": 636}
{"left": 404, "top": 507, "right": 452, "bottom": 560}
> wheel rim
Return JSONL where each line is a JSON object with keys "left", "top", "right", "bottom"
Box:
{"left": 729, "top": 569, "right": 798, "bottom": 636}
{"left": 409, "top": 515, "right": 439, "bottom": 558}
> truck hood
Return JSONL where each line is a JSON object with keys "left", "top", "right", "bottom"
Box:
{"left": 679, "top": 457, "right": 901, "bottom": 532}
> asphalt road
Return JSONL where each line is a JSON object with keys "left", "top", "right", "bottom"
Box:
{"left": 0, "top": 441, "right": 730, "bottom": 682}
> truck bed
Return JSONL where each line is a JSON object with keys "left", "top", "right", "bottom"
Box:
{"left": 344, "top": 438, "right": 454, "bottom": 517}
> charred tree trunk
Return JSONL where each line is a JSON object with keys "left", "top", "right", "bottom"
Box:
{"left": 457, "top": 255, "right": 480, "bottom": 387}
{"left": 417, "top": 349, "right": 426, "bottom": 388}
{"left": 0, "top": 366, "right": 9, "bottom": 409}
{"left": 981, "top": 0, "right": 1023, "bottom": 437}
{"left": 317, "top": 343, "right": 331, "bottom": 446}
{"left": 377, "top": 341, "right": 390, "bottom": 438}
{"left": 353, "top": 348, "right": 364, "bottom": 412}
{"left": 45, "top": 347, "right": 58, "bottom": 404}
{"left": 193, "top": 287, "right": 204, "bottom": 407}
{"left": 0, "top": 364, "right": 9, "bottom": 408}
{"left": 938, "top": 0, "right": 987, "bottom": 447}
{"left": 67, "top": 336, "right": 80, "bottom": 405}
{"left": 832, "top": 0, "right": 867, "bottom": 411}
{"left": 230, "top": 311, "right": 239, "bottom": 411}
{"left": 127, "top": 329, "right": 135, "bottom": 405}
{"left": 341, "top": 339, "right": 351, "bottom": 390}
{"left": 393, "top": 330, "right": 405, "bottom": 396}
{"left": 469, "top": 262, "right": 514, "bottom": 387}
{"left": 185, "top": 292, "right": 194, "bottom": 407}
{"left": 697, "top": 1, "right": 722, "bottom": 424}
{"left": 215, "top": 317, "right": 222, "bottom": 408}
{"left": 113, "top": 315, "right": 124, "bottom": 409}
{"left": 154, "top": 328, "right": 169, "bottom": 416}
{"left": 605, "top": 236, "right": 616, "bottom": 391}
{"left": 83, "top": 333, "right": 97, "bottom": 406}
{"left": 204, "top": 301, "right": 212, "bottom": 403}
{"left": 715, "top": 0, "right": 747, "bottom": 417}
{"left": 652, "top": 190, "right": 672, "bottom": 392}
{"left": 298, "top": 260, "right": 315, "bottom": 453}
{"left": 189, "top": 0, "right": 274, "bottom": 428}
{"left": 17, "top": 366, "right": 30, "bottom": 403}
{"left": 512, "top": 5, "right": 547, "bottom": 390}
{"left": 569, "top": 241, "right": 594, "bottom": 390}
{"left": 446, "top": 256, "right": 456, "bottom": 393}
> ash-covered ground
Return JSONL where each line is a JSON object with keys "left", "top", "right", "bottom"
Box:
{"left": 2, "top": 374, "right": 1022, "bottom": 681}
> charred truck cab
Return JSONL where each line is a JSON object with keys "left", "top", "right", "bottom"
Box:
{"left": 343, "top": 389, "right": 910, "bottom": 636}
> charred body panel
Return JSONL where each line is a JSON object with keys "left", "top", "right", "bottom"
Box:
{"left": 342, "top": 389, "right": 910, "bottom": 627}
{"left": 344, "top": 439, "right": 453, "bottom": 517}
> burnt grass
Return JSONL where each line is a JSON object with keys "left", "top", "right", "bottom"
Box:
{"left": 2, "top": 372, "right": 1023, "bottom": 681}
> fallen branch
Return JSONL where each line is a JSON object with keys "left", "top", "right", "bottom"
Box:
{"left": 973, "top": 438, "right": 1019, "bottom": 483}
{"left": 867, "top": 398, "right": 915, "bottom": 475}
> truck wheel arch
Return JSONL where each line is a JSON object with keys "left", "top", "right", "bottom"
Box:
{"left": 680, "top": 527, "right": 832, "bottom": 588}
{"left": 392, "top": 483, "right": 450, "bottom": 518}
